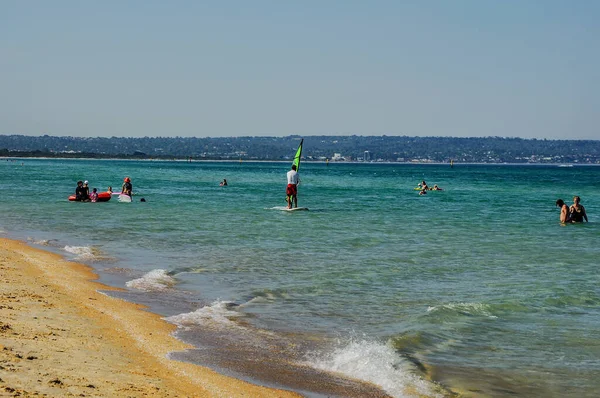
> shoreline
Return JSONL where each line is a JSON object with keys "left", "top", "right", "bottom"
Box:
{"left": 4, "top": 156, "right": 599, "bottom": 166}
{"left": 0, "top": 237, "right": 301, "bottom": 397}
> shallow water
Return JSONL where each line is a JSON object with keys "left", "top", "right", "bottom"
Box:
{"left": 1, "top": 158, "right": 599, "bottom": 397}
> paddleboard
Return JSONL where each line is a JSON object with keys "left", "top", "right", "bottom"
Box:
{"left": 118, "top": 194, "right": 132, "bottom": 203}
{"left": 284, "top": 207, "right": 309, "bottom": 212}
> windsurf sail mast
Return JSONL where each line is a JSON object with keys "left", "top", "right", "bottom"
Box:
{"left": 292, "top": 139, "right": 303, "bottom": 171}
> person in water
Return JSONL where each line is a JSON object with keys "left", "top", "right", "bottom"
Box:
{"left": 569, "top": 196, "right": 588, "bottom": 222}
{"left": 421, "top": 180, "right": 428, "bottom": 190}
{"left": 90, "top": 188, "right": 98, "bottom": 202}
{"left": 121, "top": 177, "right": 133, "bottom": 196}
{"left": 83, "top": 180, "right": 90, "bottom": 197}
{"left": 286, "top": 164, "right": 300, "bottom": 209}
{"left": 432, "top": 184, "right": 443, "bottom": 191}
{"left": 75, "top": 180, "right": 89, "bottom": 201}
{"left": 220, "top": 179, "right": 228, "bottom": 186}
{"left": 556, "top": 199, "right": 571, "bottom": 223}
{"left": 107, "top": 186, "right": 113, "bottom": 194}
{"left": 419, "top": 189, "right": 427, "bottom": 195}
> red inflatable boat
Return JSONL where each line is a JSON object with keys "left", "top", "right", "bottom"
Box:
{"left": 68, "top": 192, "right": 112, "bottom": 202}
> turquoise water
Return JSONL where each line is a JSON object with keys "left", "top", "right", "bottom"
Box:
{"left": 1, "top": 158, "right": 599, "bottom": 397}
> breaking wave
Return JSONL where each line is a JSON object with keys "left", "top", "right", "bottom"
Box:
{"left": 305, "top": 338, "right": 442, "bottom": 398}
{"left": 164, "top": 300, "right": 243, "bottom": 328}
{"left": 125, "top": 269, "right": 176, "bottom": 292}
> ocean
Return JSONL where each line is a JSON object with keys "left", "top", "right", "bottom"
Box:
{"left": 1, "top": 158, "right": 599, "bottom": 397}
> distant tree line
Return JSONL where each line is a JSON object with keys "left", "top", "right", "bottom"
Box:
{"left": 0, "top": 134, "right": 599, "bottom": 164}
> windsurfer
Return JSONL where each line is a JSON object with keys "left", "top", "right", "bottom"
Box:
{"left": 286, "top": 165, "right": 299, "bottom": 209}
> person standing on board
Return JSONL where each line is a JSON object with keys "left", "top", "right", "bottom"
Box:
{"left": 121, "top": 177, "right": 133, "bottom": 197}
{"left": 286, "top": 165, "right": 300, "bottom": 209}
{"left": 556, "top": 199, "right": 571, "bottom": 223}
{"left": 569, "top": 196, "right": 588, "bottom": 222}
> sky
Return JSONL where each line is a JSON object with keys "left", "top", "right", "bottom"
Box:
{"left": 1, "top": 1, "right": 599, "bottom": 140}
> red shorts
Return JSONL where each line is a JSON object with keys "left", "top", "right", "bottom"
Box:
{"left": 286, "top": 184, "right": 297, "bottom": 196}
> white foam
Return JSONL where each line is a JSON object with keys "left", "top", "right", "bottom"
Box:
{"left": 31, "top": 239, "right": 52, "bottom": 246}
{"left": 305, "top": 339, "right": 442, "bottom": 398}
{"left": 125, "top": 269, "right": 176, "bottom": 292}
{"left": 63, "top": 245, "right": 102, "bottom": 261}
{"left": 427, "top": 302, "right": 497, "bottom": 318}
{"left": 164, "top": 300, "right": 243, "bottom": 328}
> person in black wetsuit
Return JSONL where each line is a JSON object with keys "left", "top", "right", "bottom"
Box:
{"left": 75, "top": 180, "right": 89, "bottom": 201}
{"left": 569, "top": 196, "right": 588, "bottom": 222}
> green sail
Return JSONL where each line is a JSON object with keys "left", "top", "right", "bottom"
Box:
{"left": 292, "top": 139, "right": 303, "bottom": 171}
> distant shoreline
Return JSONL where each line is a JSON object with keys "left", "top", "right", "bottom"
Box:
{"left": 2, "top": 134, "right": 599, "bottom": 164}
{"left": 2, "top": 156, "right": 599, "bottom": 167}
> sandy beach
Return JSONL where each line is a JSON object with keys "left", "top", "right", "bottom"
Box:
{"left": 0, "top": 238, "right": 302, "bottom": 397}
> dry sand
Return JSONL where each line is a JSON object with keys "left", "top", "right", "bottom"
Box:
{"left": 0, "top": 238, "right": 301, "bottom": 397}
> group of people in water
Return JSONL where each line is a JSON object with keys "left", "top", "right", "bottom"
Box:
{"left": 73, "top": 177, "right": 133, "bottom": 202}
{"left": 72, "top": 173, "right": 591, "bottom": 223}
{"left": 418, "top": 180, "right": 443, "bottom": 195}
{"left": 74, "top": 180, "right": 97, "bottom": 202}
{"left": 556, "top": 196, "right": 588, "bottom": 223}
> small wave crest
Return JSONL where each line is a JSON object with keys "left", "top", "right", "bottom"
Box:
{"left": 34, "top": 239, "right": 52, "bottom": 246}
{"left": 427, "top": 302, "right": 497, "bottom": 319}
{"left": 27, "top": 237, "right": 60, "bottom": 246}
{"left": 305, "top": 338, "right": 442, "bottom": 398}
{"left": 241, "top": 290, "right": 289, "bottom": 306}
{"left": 63, "top": 245, "right": 108, "bottom": 261}
{"left": 164, "top": 300, "right": 242, "bottom": 328}
{"left": 125, "top": 269, "right": 176, "bottom": 292}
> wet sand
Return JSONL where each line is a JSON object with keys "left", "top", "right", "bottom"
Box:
{"left": 0, "top": 238, "right": 301, "bottom": 397}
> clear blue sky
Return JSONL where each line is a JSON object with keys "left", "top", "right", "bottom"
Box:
{"left": 1, "top": 1, "right": 598, "bottom": 139}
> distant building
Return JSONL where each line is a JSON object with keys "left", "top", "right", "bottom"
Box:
{"left": 332, "top": 153, "right": 344, "bottom": 161}
{"left": 364, "top": 151, "right": 371, "bottom": 161}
